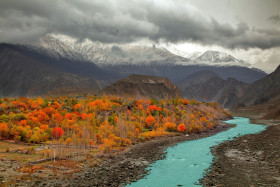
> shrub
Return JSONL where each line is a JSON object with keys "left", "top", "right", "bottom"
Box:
{"left": 177, "top": 124, "right": 186, "bottom": 133}
{"left": 164, "top": 122, "right": 176, "bottom": 132}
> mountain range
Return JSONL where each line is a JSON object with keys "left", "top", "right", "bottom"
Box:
{"left": 238, "top": 65, "right": 280, "bottom": 106}
{"left": 178, "top": 64, "right": 280, "bottom": 119}
{"left": 234, "top": 65, "right": 280, "bottom": 120}
{"left": 31, "top": 34, "right": 265, "bottom": 84}
{"left": 177, "top": 70, "right": 249, "bottom": 108}
{"left": 0, "top": 34, "right": 269, "bottom": 99}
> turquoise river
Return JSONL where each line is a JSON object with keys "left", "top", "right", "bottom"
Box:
{"left": 128, "top": 117, "right": 266, "bottom": 187}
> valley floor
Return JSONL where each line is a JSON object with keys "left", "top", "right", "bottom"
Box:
{"left": 2, "top": 122, "right": 231, "bottom": 187}
{"left": 202, "top": 113, "right": 280, "bottom": 187}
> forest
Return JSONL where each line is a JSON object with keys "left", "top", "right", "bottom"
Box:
{"left": 0, "top": 96, "right": 232, "bottom": 157}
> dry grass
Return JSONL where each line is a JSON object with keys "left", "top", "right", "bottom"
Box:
{"left": 0, "top": 141, "right": 33, "bottom": 152}
{"left": 0, "top": 141, "right": 42, "bottom": 162}
{"left": 2, "top": 152, "right": 41, "bottom": 162}
{"left": 18, "top": 165, "right": 44, "bottom": 173}
{"left": 49, "top": 160, "right": 80, "bottom": 169}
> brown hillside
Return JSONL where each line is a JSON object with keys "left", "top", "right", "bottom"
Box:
{"left": 100, "top": 74, "right": 182, "bottom": 99}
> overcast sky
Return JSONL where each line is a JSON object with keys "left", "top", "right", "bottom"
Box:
{"left": 0, "top": 0, "right": 279, "bottom": 72}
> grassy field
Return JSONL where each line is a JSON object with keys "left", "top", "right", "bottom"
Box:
{"left": 0, "top": 141, "right": 41, "bottom": 162}
{"left": 0, "top": 141, "right": 32, "bottom": 152}
{"left": 1, "top": 152, "right": 41, "bottom": 162}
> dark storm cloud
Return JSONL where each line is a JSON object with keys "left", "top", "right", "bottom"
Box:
{"left": 111, "top": 45, "right": 126, "bottom": 57}
{"left": 268, "top": 14, "right": 280, "bottom": 22}
{"left": 0, "top": 0, "right": 280, "bottom": 49}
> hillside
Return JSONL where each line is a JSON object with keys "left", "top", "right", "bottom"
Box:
{"left": 0, "top": 44, "right": 101, "bottom": 97}
{"left": 233, "top": 65, "right": 280, "bottom": 120}
{"left": 238, "top": 65, "right": 280, "bottom": 106}
{"left": 100, "top": 74, "right": 182, "bottom": 99}
{"left": 180, "top": 73, "right": 249, "bottom": 108}
{"left": 176, "top": 70, "right": 219, "bottom": 91}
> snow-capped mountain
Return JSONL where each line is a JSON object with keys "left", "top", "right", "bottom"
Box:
{"left": 193, "top": 50, "right": 250, "bottom": 67}
{"left": 167, "top": 49, "right": 250, "bottom": 67}
{"left": 195, "top": 50, "right": 240, "bottom": 63}
{"left": 38, "top": 34, "right": 84, "bottom": 61}
{"left": 187, "top": 52, "right": 203, "bottom": 60}
{"left": 33, "top": 34, "right": 187, "bottom": 67}
{"left": 18, "top": 34, "right": 266, "bottom": 83}
{"left": 30, "top": 34, "right": 252, "bottom": 68}
{"left": 0, "top": 34, "right": 267, "bottom": 98}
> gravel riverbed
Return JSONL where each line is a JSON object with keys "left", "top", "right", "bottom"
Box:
{"left": 201, "top": 119, "right": 280, "bottom": 187}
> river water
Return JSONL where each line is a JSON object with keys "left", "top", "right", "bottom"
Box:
{"left": 128, "top": 117, "right": 266, "bottom": 187}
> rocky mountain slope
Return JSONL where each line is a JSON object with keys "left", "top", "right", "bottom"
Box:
{"left": 177, "top": 65, "right": 280, "bottom": 111}
{"left": 100, "top": 74, "right": 182, "bottom": 99}
{"left": 178, "top": 71, "right": 249, "bottom": 108}
{"left": 228, "top": 65, "right": 280, "bottom": 120}
{"left": 0, "top": 43, "right": 101, "bottom": 97}
{"left": 238, "top": 65, "right": 280, "bottom": 106}
{"left": 176, "top": 70, "right": 219, "bottom": 91}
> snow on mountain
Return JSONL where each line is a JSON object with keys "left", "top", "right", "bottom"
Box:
{"left": 166, "top": 49, "right": 250, "bottom": 67}
{"left": 195, "top": 50, "right": 241, "bottom": 63}
{"left": 164, "top": 46, "right": 192, "bottom": 59}
{"left": 187, "top": 52, "right": 203, "bottom": 60}
{"left": 193, "top": 50, "right": 250, "bottom": 67}
{"left": 28, "top": 34, "right": 251, "bottom": 68}
{"left": 31, "top": 34, "right": 187, "bottom": 67}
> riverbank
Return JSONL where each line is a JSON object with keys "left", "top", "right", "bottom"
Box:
{"left": 201, "top": 114, "right": 280, "bottom": 186}
{"left": 17, "top": 121, "right": 232, "bottom": 187}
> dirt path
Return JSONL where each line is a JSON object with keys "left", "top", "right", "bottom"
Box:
{"left": 201, "top": 121, "right": 280, "bottom": 187}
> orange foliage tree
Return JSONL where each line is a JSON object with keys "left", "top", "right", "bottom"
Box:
{"left": 0, "top": 122, "right": 8, "bottom": 138}
{"left": 52, "top": 127, "right": 64, "bottom": 139}
{"left": 145, "top": 116, "right": 156, "bottom": 128}
{"left": 177, "top": 124, "right": 186, "bottom": 133}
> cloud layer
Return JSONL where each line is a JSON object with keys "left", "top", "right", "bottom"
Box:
{"left": 0, "top": 0, "right": 280, "bottom": 49}
{"left": 269, "top": 14, "right": 280, "bottom": 22}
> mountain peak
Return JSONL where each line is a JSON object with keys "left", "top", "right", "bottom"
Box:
{"left": 195, "top": 50, "right": 241, "bottom": 63}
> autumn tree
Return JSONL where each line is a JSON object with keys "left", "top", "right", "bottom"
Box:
{"left": 52, "top": 127, "right": 64, "bottom": 139}
{"left": 145, "top": 116, "right": 156, "bottom": 128}
{"left": 64, "top": 137, "right": 72, "bottom": 147}
{"left": 0, "top": 122, "right": 8, "bottom": 139}
{"left": 177, "top": 124, "right": 186, "bottom": 133}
